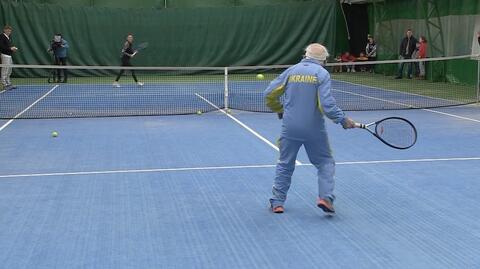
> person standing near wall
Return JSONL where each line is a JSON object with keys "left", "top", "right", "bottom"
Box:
{"left": 365, "top": 35, "right": 377, "bottom": 73}
{"left": 48, "top": 33, "right": 69, "bottom": 83}
{"left": 0, "top": 25, "right": 18, "bottom": 91}
{"left": 395, "top": 29, "right": 417, "bottom": 79}
{"left": 416, "top": 36, "right": 427, "bottom": 80}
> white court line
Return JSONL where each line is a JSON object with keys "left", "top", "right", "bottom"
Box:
{"left": 0, "top": 164, "right": 277, "bottom": 179}
{"left": 195, "top": 93, "right": 302, "bottom": 165}
{"left": 333, "top": 88, "right": 480, "bottom": 124}
{"left": 1, "top": 156, "right": 479, "bottom": 179}
{"left": 334, "top": 88, "right": 410, "bottom": 108}
{"left": 336, "top": 157, "right": 480, "bottom": 165}
{"left": 0, "top": 85, "right": 60, "bottom": 132}
{"left": 422, "top": 108, "right": 480, "bottom": 123}
{"left": 334, "top": 79, "right": 460, "bottom": 106}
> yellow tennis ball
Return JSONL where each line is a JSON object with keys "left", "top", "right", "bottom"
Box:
{"left": 196, "top": 110, "right": 202, "bottom": 115}
{"left": 256, "top": 74, "right": 265, "bottom": 80}
{"left": 51, "top": 131, "right": 58, "bottom": 137}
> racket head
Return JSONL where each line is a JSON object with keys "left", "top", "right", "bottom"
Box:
{"left": 374, "top": 117, "right": 417, "bottom": 149}
{"left": 136, "top": 42, "right": 149, "bottom": 51}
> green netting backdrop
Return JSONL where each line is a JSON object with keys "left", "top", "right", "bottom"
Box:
{"left": 367, "top": 0, "right": 480, "bottom": 85}
{"left": 0, "top": 0, "right": 339, "bottom": 71}
{"left": 6, "top": 0, "right": 331, "bottom": 9}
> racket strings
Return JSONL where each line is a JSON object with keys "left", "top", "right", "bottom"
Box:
{"left": 136, "top": 42, "right": 149, "bottom": 50}
{"left": 375, "top": 119, "right": 416, "bottom": 149}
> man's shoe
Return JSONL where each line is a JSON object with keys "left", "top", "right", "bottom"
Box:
{"left": 271, "top": 205, "right": 284, "bottom": 214}
{"left": 317, "top": 197, "right": 335, "bottom": 216}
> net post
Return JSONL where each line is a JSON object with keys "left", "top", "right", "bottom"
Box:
{"left": 224, "top": 67, "right": 229, "bottom": 111}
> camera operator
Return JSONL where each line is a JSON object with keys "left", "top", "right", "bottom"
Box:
{"left": 48, "top": 33, "right": 69, "bottom": 83}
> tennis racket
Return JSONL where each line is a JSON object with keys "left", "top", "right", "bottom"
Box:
{"left": 135, "top": 42, "right": 149, "bottom": 51}
{"left": 132, "top": 42, "right": 148, "bottom": 57}
{"left": 355, "top": 117, "right": 417, "bottom": 149}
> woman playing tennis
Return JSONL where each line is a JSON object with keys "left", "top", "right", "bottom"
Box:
{"left": 113, "top": 34, "right": 144, "bottom": 87}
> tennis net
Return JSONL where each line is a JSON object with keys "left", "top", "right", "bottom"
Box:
{"left": 0, "top": 55, "right": 478, "bottom": 119}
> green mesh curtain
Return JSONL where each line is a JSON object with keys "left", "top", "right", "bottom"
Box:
{"left": 0, "top": 0, "right": 338, "bottom": 73}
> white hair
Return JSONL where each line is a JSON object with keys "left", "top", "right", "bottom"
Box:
{"left": 305, "top": 43, "right": 329, "bottom": 61}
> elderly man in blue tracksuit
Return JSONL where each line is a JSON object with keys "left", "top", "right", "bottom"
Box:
{"left": 264, "top": 43, "right": 355, "bottom": 215}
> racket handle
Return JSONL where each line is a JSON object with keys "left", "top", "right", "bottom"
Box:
{"left": 354, "top": 123, "right": 365, "bottom": 128}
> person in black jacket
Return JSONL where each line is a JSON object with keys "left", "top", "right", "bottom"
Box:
{"left": 395, "top": 29, "right": 417, "bottom": 79}
{"left": 0, "top": 25, "right": 18, "bottom": 90}
{"left": 113, "top": 34, "right": 143, "bottom": 88}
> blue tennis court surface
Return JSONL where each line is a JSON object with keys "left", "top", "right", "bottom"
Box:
{"left": 1, "top": 88, "right": 480, "bottom": 268}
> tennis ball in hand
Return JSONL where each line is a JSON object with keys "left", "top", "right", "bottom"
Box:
{"left": 51, "top": 131, "right": 59, "bottom": 137}
{"left": 256, "top": 74, "right": 265, "bottom": 80}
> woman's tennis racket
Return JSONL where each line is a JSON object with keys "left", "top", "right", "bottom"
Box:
{"left": 135, "top": 42, "right": 149, "bottom": 51}
{"left": 355, "top": 117, "right": 417, "bottom": 149}
{"left": 132, "top": 42, "right": 148, "bottom": 57}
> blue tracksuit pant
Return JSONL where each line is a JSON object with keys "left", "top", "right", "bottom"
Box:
{"left": 270, "top": 133, "right": 335, "bottom": 208}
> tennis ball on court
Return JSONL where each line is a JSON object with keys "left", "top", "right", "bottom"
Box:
{"left": 226, "top": 109, "right": 232, "bottom": 114}
{"left": 197, "top": 110, "right": 202, "bottom": 115}
{"left": 256, "top": 74, "right": 265, "bottom": 80}
{"left": 51, "top": 131, "right": 59, "bottom": 138}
